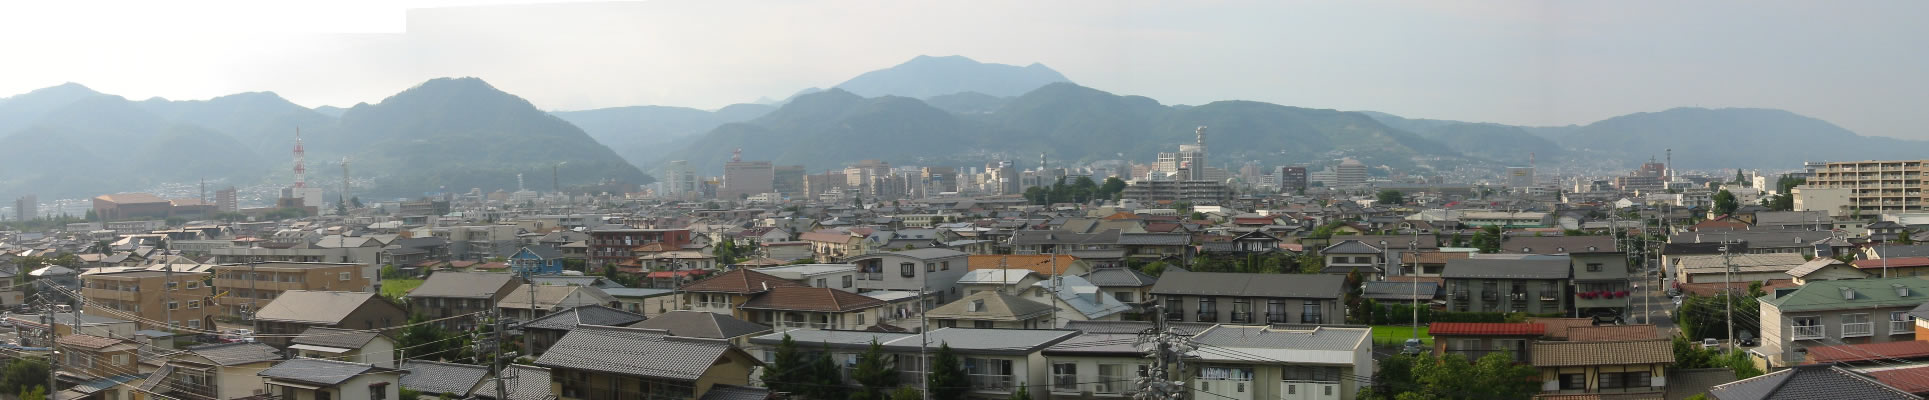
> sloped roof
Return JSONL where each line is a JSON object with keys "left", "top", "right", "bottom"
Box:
{"left": 255, "top": 291, "right": 388, "bottom": 324}
{"left": 925, "top": 290, "right": 1055, "bottom": 321}
{"left": 1118, "top": 233, "right": 1189, "bottom": 246}
{"left": 290, "top": 327, "right": 384, "bottom": 349}
{"left": 1442, "top": 255, "right": 1571, "bottom": 280}
{"left": 676, "top": 268, "right": 806, "bottom": 294}
{"left": 497, "top": 284, "right": 616, "bottom": 310}
{"left": 185, "top": 342, "right": 282, "bottom": 366}
{"left": 1865, "top": 366, "right": 1929, "bottom": 396}
{"left": 1761, "top": 277, "right": 1929, "bottom": 312}
{"left": 1499, "top": 236, "right": 1618, "bottom": 254}
{"left": 1429, "top": 322, "right": 1546, "bottom": 336}
{"left": 521, "top": 304, "right": 648, "bottom": 331}
{"left": 1192, "top": 325, "right": 1370, "bottom": 354}
{"left": 1566, "top": 325, "right": 1662, "bottom": 342}
{"left": 1804, "top": 341, "right": 1929, "bottom": 364}
{"left": 967, "top": 255, "right": 1084, "bottom": 276}
{"left": 400, "top": 360, "right": 489, "bottom": 397}
{"left": 1528, "top": 318, "right": 1596, "bottom": 340}
{"left": 1150, "top": 270, "right": 1344, "bottom": 299}
{"left": 1037, "top": 275, "right": 1134, "bottom": 320}
{"left": 1082, "top": 268, "right": 1158, "bottom": 287}
{"left": 533, "top": 325, "right": 752, "bottom": 381}
{"left": 739, "top": 286, "right": 887, "bottom": 313}
{"left": 409, "top": 271, "right": 518, "bottom": 299}
{"left": 700, "top": 384, "right": 773, "bottom": 400}
{"left": 1531, "top": 339, "right": 1673, "bottom": 367}
{"left": 627, "top": 311, "right": 771, "bottom": 340}
{"left": 1321, "top": 240, "right": 1383, "bottom": 255}
{"left": 259, "top": 358, "right": 396, "bottom": 387}
{"left": 1708, "top": 364, "right": 1919, "bottom": 400}
{"left": 499, "top": 365, "right": 553, "bottom": 400}
{"left": 956, "top": 269, "right": 1039, "bottom": 285}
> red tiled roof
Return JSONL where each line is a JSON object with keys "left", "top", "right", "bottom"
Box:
{"left": 739, "top": 286, "right": 886, "bottom": 312}
{"left": 1806, "top": 341, "right": 1929, "bottom": 364}
{"left": 1429, "top": 322, "right": 1546, "bottom": 336}
{"left": 646, "top": 270, "right": 711, "bottom": 279}
{"left": 676, "top": 268, "right": 807, "bottom": 294}
{"left": 1855, "top": 257, "right": 1929, "bottom": 269}
{"left": 1566, "top": 325, "right": 1662, "bottom": 342}
{"left": 1866, "top": 365, "right": 1929, "bottom": 394}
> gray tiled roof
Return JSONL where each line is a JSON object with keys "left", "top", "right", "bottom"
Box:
{"left": 499, "top": 365, "right": 552, "bottom": 400}
{"left": 1442, "top": 255, "right": 1572, "bottom": 280}
{"left": 629, "top": 311, "right": 772, "bottom": 340}
{"left": 700, "top": 384, "right": 772, "bottom": 400}
{"left": 1707, "top": 363, "right": 1919, "bottom": 400}
{"left": 1042, "top": 332, "right": 1142, "bottom": 356}
{"left": 1192, "top": 325, "right": 1369, "bottom": 352}
{"left": 1875, "top": 245, "right": 1929, "bottom": 259}
{"left": 521, "top": 304, "right": 647, "bottom": 331}
{"left": 1150, "top": 271, "right": 1344, "bottom": 299}
{"left": 879, "top": 328, "right": 1078, "bottom": 355}
{"left": 747, "top": 330, "right": 916, "bottom": 352}
{"left": 1498, "top": 236, "right": 1618, "bottom": 254}
{"left": 1320, "top": 240, "right": 1382, "bottom": 255}
{"left": 259, "top": 358, "right": 392, "bottom": 387}
{"left": 290, "top": 327, "right": 384, "bottom": 350}
{"left": 1362, "top": 281, "right": 1438, "bottom": 301}
{"left": 1061, "top": 320, "right": 1217, "bottom": 336}
{"left": 533, "top": 325, "right": 745, "bottom": 381}
{"left": 400, "top": 360, "right": 489, "bottom": 397}
{"left": 186, "top": 342, "right": 282, "bottom": 366}
{"left": 1117, "top": 233, "right": 1190, "bottom": 246}
{"left": 1082, "top": 268, "right": 1158, "bottom": 287}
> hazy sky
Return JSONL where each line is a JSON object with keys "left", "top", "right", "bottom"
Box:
{"left": 3, "top": 1, "right": 1925, "bottom": 139}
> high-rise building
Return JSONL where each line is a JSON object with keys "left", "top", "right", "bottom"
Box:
{"left": 1805, "top": 159, "right": 1929, "bottom": 213}
{"left": 215, "top": 187, "right": 238, "bottom": 212}
{"left": 1279, "top": 166, "right": 1308, "bottom": 191}
{"left": 664, "top": 160, "right": 699, "bottom": 198}
{"left": 721, "top": 160, "right": 775, "bottom": 200}
{"left": 773, "top": 165, "right": 807, "bottom": 199}
{"left": 1506, "top": 166, "right": 1536, "bottom": 188}
{"left": 922, "top": 166, "right": 958, "bottom": 196}
{"left": 1337, "top": 158, "right": 1368, "bottom": 188}
{"left": 13, "top": 195, "right": 35, "bottom": 221}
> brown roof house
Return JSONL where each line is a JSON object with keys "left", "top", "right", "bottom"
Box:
{"left": 925, "top": 290, "right": 1057, "bottom": 330}
{"left": 1532, "top": 339, "right": 1674, "bottom": 397}
{"left": 534, "top": 325, "right": 763, "bottom": 400}
{"left": 495, "top": 284, "right": 618, "bottom": 322}
{"left": 405, "top": 271, "right": 520, "bottom": 331}
{"left": 675, "top": 268, "right": 807, "bottom": 319}
{"left": 252, "top": 290, "right": 407, "bottom": 347}
{"left": 738, "top": 286, "right": 887, "bottom": 331}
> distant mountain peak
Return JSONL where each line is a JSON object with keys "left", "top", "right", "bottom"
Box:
{"left": 833, "top": 55, "right": 1072, "bottom": 99}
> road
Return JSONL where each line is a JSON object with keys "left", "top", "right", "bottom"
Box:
{"left": 1633, "top": 265, "right": 1677, "bottom": 335}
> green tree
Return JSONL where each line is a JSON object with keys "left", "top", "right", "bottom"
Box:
{"left": 1380, "top": 351, "right": 1538, "bottom": 400}
{"left": 0, "top": 358, "right": 47, "bottom": 396}
{"left": 1376, "top": 189, "right": 1405, "bottom": 205}
{"left": 851, "top": 339, "right": 900, "bottom": 400}
{"left": 804, "top": 345, "right": 845, "bottom": 399}
{"left": 1470, "top": 225, "right": 1503, "bottom": 254}
{"left": 927, "top": 343, "right": 969, "bottom": 400}
{"left": 1099, "top": 177, "right": 1128, "bottom": 200}
{"left": 1294, "top": 252, "right": 1325, "bottom": 274}
{"left": 761, "top": 334, "right": 807, "bottom": 395}
{"left": 18, "top": 385, "right": 44, "bottom": 400}
{"left": 890, "top": 387, "right": 923, "bottom": 400}
{"left": 1713, "top": 190, "right": 1739, "bottom": 216}
{"left": 1676, "top": 284, "right": 1764, "bottom": 341}
{"left": 1007, "top": 386, "right": 1030, "bottom": 400}
{"left": 1139, "top": 261, "right": 1170, "bottom": 277}
{"left": 1901, "top": 229, "right": 1917, "bottom": 245}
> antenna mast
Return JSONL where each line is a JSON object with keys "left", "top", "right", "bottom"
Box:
{"left": 293, "top": 127, "right": 306, "bottom": 189}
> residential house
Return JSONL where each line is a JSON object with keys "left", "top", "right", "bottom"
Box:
{"left": 289, "top": 327, "right": 398, "bottom": 367}
{"left": 968, "top": 254, "right": 1093, "bottom": 278}
{"left": 1188, "top": 325, "right": 1375, "bottom": 400}
{"left": 1150, "top": 271, "right": 1344, "bottom": 325}
{"left": 1674, "top": 253, "right": 1809, "bottom": 284}
{"left": 400, "top": 360, "right": 492, "bottom": 399}
{"left": 405, "top": 271, "right": 520, "bottom": 331}
{"left": 508, "top": 246, "right": 567, "bottom": 276}
{"left": 1429, "top": 322, "right": 1545, "bottom": 363}
{"left": 605, "top": 287, "right": 677, "bottom": 316}
{"left": 211, "top": 262, "right": 375, "bottom": 320}
{"left": 1228, "top": 231, "right": 1284, "bottom": 253}
{"left": 1117, "top": 233, "right": 1192, "bottom": 264}
{"left": 800, "top": 230, "right": 865, "bottom": 262}
{"left": 957, "top": 269, "right": 1045, "bottom": 297}
{"left": 1708, "top": 363, "right": 1920, "bottom": 400}
{"left": 628, "top": 310, "right": 772, "bottom": 348}
{"left": 1855, "top": 257, "right": 1929, "bottom": 278}
{"left": 51, "top": 334, "right": 141, "bottom": 400}
{"left": 80, "top": 269, "right": 215, "bottom": 330}
{"left": 588, "top": 229, "right": 693, "bottom": 267}
{"left": 1786, "top": 258, "right": 1873, "bottom": 285}
{"left": 1034, "top": 275, "right": 1135, "bottom": 325}
{"left": 1320, "top": 240, "right": 1385, "bottom": 279}
{"left": 535, "top": 325, "right": 762, "bottom": 400}
{"left": 1399, "top": 251, "right": 1469, "bottom": 278}
{"left": 522, "top": 304, "right": 649, "bottom": 357}
{"left": 1442, "top": 255, "right": 1572, "bottom": 315}
{"left": 1043, "top": 321, "right": 1216, "bottom": 399}
{"left": 848, "top": 249, "right": 972, "bottom": 304}
{"left": 1532, "top": 339, "right": 1674, "bottom": 396}
{"left": 1362, "top": 280, "right": 1439, "bottom": 309}
{"left": 752, "top": 264, "right": 861, "bottom": 292}
{"left": 926, "top": 290, "right": 1057, "bottom": 329}
{"left": 256, "top": 358, "right": 407, "bottom": 400}
{"left": 675, "top": 268, "right": 808, "bottom": 317}
{"left": 739, "top": 286, "right": 888, "bottom": 330}
{"left": 1081, "top": 268, "right": 1158, "bottom": 306}
{"left": 253, "top": 290, "right": 408, "bottom": 347}
{"left": 139, "top": 342, "right": 286, "bottom": 400}
{"left": 1757, "top": 277, "right": 1929, "bottom": 367}
{"left": 745, "top": 328, "right": 1078, "bottom": 400}
{"left": 497, "top": 284, "right": 619, "bottom": 322}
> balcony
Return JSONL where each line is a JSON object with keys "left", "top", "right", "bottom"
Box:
{"left": 1793, "top": 325, "right": 1825, "bottom": 340}
{"left": 970, "top": 374, "right": 1015, "bottom": 392}
{"left": 1229, "top": 312, "right": 1254, "bottom": 324}
{"left": 1094, "top": 375, "right": 1123, "bottom": 394}
{"left": 1052, "top": 374, "right": 1079, "bottom": 392}
{"left": 1196, "top": 311, "right": 1219, "bottom": 323}
{"left": 695, "top": 301, "right": 731, "bottom": 309}
{"left": 863, "top": 272, "right": 882, "bottom": 281}
{"left": 1301, "top": 314, "right": 1324, "bottom": 324}
{"left": 1265, "top": 312, "right": 1291, "bottom": 324}
{"left": 1895, "top": 320, "right": 1915, "bottom": 335}
{"left": 1843, "top": 322, "right": 1874, "bottom": 338}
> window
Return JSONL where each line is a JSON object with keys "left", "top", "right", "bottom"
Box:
{"left": 370, "top": 385, "right": 388, "bottom": 400}
{"left": 856, "top": 313, "right": 865, "bottom": 326}
{"left": 927, "top": 263, "right": 936, "bottom": 272}
{"left": 1052, "top": 363, "right": 1078, "bottom": 392}
{"left": 901, "top": 263, "right": 916, "bottom": 278}
{"left": 843, "top": 276, "right": 853, "bottom": 288}
{"left": 1198, "top": 297, "right": 1218, "bottom": 322}
{"left": 1894, "top": 311, "right": 1915, "bottom": 335}
{"left": 816, "top": 278, "right": 827, "bottom": 288}
{"left": 1559, "top": 373, "right": 1586, "bottom": 390}
{"left": 186, "top": 281, "right": 200, "bottom": 289}
{"left": 188, "top": 320, "right": 202, "bottom": 329}
{"left": 1586, "top": 263, "right": 1602, "bottom": 272}
{"left": 941, "top": 261, "right": 950, "bottom": 270}
{"left": 188, "top": 300, "right": 201, "bottom": 309}
{"left": 1198, "top": 366, "right": 1253, "bottom": 381}
{"left": 317, "top": 391, "right": 332, "bottom": 400}
{"left": 974, "top": 320, "right": 994, "bottom": 329}
{"left": 1302, "top": 301, "right": 1322, "bottom": 323}
{"left": 1844, "top": 313, "right": 1875, "bottom": 337}
{"left": 340, "top": 272, "right": 350, "bottom": 281}
{"left": 1231, "top": 298, "right": 1251, "bottom": 323}
{"left": 167, "top": 301, "right": 179, "bottom": 310}
{"left": 1267, "top": 299, "right": 1287, "bottom": 323}
{"left": 112, "top": 354, "right": 128, "bottom": 366}
{"left": 1115, "top": 291, "right": 1133, "bottom": 302}
{"left": 1166, "top": 297, "right": 1183, "bottom": 316}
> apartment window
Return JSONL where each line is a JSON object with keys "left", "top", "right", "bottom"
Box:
{"left": 1586, "top": 263, "right": 1603, "bottom": 272}
{"left": 167, "top": 282, "right": 178, "bottom": 289}
{"left": 1052, "top": 363, "right": 1078, "bottom": 392}
{"left": 1894, "top": 311, "right": 1915, "bottom": 335}
{"left": 370, "top": 385, "right": 388, "bottom": 400}
{"left": 186, "top": 281, "right": 200, "bottom": 289}
{"left": 974, "top": 320, "right": 994, "bottom": 329}
{"left": 188, "top": 300, "right": 200, "bottom": 309}
{"left": 112, "top": 354, "right": 128, "bottom": 366}
{"left": 842, "top": 276, "right": 853, "bottom": 288}
{"left": 1844, "top": 313, "right": 1875, "bottom": 337}
{"left": 1231, "top": 298, "right": 1251, "bottom": 323}
{"left": 187, "top": 320, "right": 202, "bottom": 329}
{"left": 167, "top": 301, "right": 179, "bottom": 310}
{"left": 927, "top": 263, "right": 936, "bottom": 272}
{"left": 1601, "top": 371, "right": 1651, "bottom": 389}
{"left": 816, "top": 278, "right": 827, "bottom": 288}
{"left": 339, "top": 272, "right": 350, "bottom": 281}
{"left": 1301, "top": 301, "right": 1323, "bottom": 324}
{"left": 941, "top": 261, "right": 950, "bottom": 271}
{"left": 1198, "top": 297, "right": 1218, "bottom": 322}
{"left": 856, "top": 314, "right": 865, "bottom": 326}
{"left": 1559, "top": 374, "right": 1586, "bottom": 390}
{"left": 901, "top": 263, "right": 916, "bottom": 278}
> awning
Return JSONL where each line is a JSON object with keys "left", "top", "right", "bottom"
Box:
{"left": 288, "top": 344, "right": 352, "bottom": 353}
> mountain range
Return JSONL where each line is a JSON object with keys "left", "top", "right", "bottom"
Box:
{"left": 3, "top": 54, "right": 1923, "bottom": 203}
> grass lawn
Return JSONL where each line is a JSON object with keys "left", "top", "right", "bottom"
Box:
{"left": 381, "top": 278, "right": 424, "bottom": 299}
{"left": 1372, "top": 325, "right": 1431, "bottom": 346}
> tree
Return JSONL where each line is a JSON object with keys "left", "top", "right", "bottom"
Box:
{"left": 0, "top": 358, "right": 47, "bottom": 396}
{"left": 18, "top": 385, "right": 43, "bottom": 400}
{"left": 350, "top": 196, "right": 364, "bottom": 208}
{"left": 890, "top": 387, "right": 923, "bottom": 400}
{"left": 1099, "top": 177, "right": 1127, "bottom": 200}
{"left": 1139, "top": 261, "right": 1170, "bottom": 278}
{"left": 1713, "top": 190, "right": 1739, "bottom": 216}
{"left": 850, "top": 339, "right": 900, "bottom": 400}
{"left": 1373, "top": 352, "right": 1538, "bottom": 400}
{"left": 1902, "top": 229, "right": 1917, "bottom": 245}
{"left": 1376, "top": 189, "right": 1405, "bottom": 205}
{"left": 1470, "top": 225, "right": 1503, "bottom": 254}
{"left": 1007, "top": 386, "right": 1030, "bottom": 400}
{"left": 1676, "top": 284, "right": 1764, "bottom": 341}
{"left": 803, "top": 345, "right": 845, "bottom": 399}
{"left": 927, "top": 343, "right": 969, "bottom": 400}
{"left": 761, "top": 334, "right": 807, "bottom": 395}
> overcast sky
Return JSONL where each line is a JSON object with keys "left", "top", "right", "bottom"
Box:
{"left": 2, "top": 1, "right": 1925, "bottom": 139}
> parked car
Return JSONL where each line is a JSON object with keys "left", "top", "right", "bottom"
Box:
{"left": 1703, "top": 338, "right": 1721, "bottom": 350}
{"left": 1401, "top": 339, "right": 1426, "bottom": 355}
{"left": 1738, "top": 331, "right": 1758, "bottom": 347}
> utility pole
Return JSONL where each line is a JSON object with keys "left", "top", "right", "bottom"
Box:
{"left": 1135, "top": 303, "right": 1191, "bottom": 400}
{"left": 1722, "top": 234, "right": 1736, "bottom": 353}
{"left": 42, "top": 293, "right": 58, "bottom": 396}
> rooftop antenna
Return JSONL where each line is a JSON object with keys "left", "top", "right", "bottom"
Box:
{"left": 293, "top": 127, "right": 306, "bottom": 189}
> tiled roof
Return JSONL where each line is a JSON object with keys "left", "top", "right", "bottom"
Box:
{"left": 290, "top": 327, "right": 384, "bottom": 349}
{"left": 1709, "top": 364, "right": 1920, "bottom": 400}
{"left": 1430, "top": 322, "right": 1546, "bottom": 336}
{"left": 1865, "top": 365, "right": 1929, "bottom": 395}
{"left": 1857, "top": 257, "right": 1929, "bottom": 269}
{"left": 186, "top": 342, "right": 282, "bottom": 366}
{"left": 677, "top": 268, "right": 806, "bottom": 294}
{"left": 1150, "top": 271, "right": 1344, "bottom": 299}
{"left": 1760, "top": 277, "right": 1929, "bottom": 312}
{"left": 925, "top": 290, "right": 1055, "bottom": 321}
{"left": 700, "top": 384, "right": 773, "bottom": 400}
{"left": 1082, "top": 268, "right": 1158, "bottom": 287}
{"left": 1442, "top": 255, "right": 1572, "bottom": 280}
{"left": 533, "top": 325, "right": 748, "bottom": 381}
{"left": 1192, "top": 325, "right": 1371, "bottom": 353}
{"left": 498, "top": 365, "right": 553, "bottom": 400}
{"left": 628, "top": 311, "right": 771, "bottom": 340}
{"left": 966, "top": 255, "right": 1083, "bottom": 275}
{"left": 521, "top": 304, "right": 648, "bottom": 331}
{"left": 1321, "top": 240, "right": 1383, "bottom": 255}
{"left": 1531, "top": 339, "right": 1673, "bottom": 367}
{"left": 1498, "top": 236, "right": 1618, "bottom": 254}
{"left": 1805, "top": 341, "right": 1929, "bottom": 364}
{"left": 1678, "top": 280, "right": 1799, "bottom": 298}
{"left": 1529, "top": 318, "right": 1595, "bottom": 340}
{"left": 258, "top": 358, "right": 391, "bottom": 387}
{"left": 877, "top": 328, "right": 1077, "bottom": 355}
{"left": 1566, "top": 325, "right": 1661, "bottom": 342}
{"left": 254, "top": 291, "right": 387, "bottom": 324}
{"left": 739, "top": 287, "right": 887, "bottom": 313}
{"left": 1402, "top": 251, "right": 1470, "bottom": 264}
{"left": 55, "top": 334, "right": 123, "bottom": 350}
{"left": 400, "top": 360, "right": 489, "bottom": 396}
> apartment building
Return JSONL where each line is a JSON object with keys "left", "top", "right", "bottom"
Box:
{"left": 80, "top": 270, "right": 215, "bottom": 330}
{"left": 1189, "top": 325, "right": 1374, "bottom": 400}
{"left": 1757, "top": 277, "right": 1929, "bottom": 367}
{"left": 210, "top": 262, "right": 375, "bottom": 319}
{"left": 1149, "top": 271, "right": 1344, "bottom": 325}
{"left": 405, "top": 271, "right": 520, "bottom": 331}
{"left": 1442, "top": 255, "right": 1572, "bottom": 315}
{"left": 1804, "top": 159, "right": 1929, "bottom": 213}
{"left": 587, "top": 229, "right": 693, "bottom": 267}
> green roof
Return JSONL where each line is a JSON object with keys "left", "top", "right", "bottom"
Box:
{"left": 1760, "top": 277, "right": 1929, "bottom": 312}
